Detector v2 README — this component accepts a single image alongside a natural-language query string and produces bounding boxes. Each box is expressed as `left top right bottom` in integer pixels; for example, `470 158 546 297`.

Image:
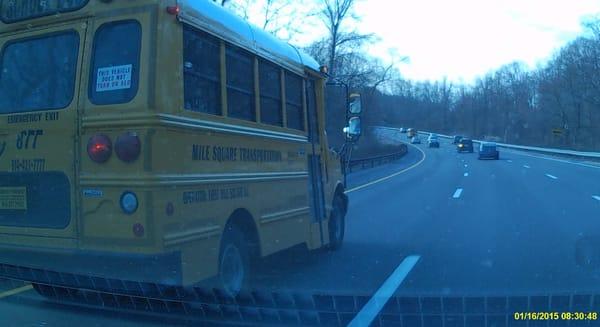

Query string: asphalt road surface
2 136 600 326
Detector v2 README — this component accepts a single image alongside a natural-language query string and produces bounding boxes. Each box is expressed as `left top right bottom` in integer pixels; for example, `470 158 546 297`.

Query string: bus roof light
166 5 180 15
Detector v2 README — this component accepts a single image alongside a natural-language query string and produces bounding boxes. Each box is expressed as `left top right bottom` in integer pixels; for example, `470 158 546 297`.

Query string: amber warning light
166 5 180 15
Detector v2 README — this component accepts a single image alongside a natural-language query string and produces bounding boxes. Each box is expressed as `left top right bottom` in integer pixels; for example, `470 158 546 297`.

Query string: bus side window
183 25 221 115
285 71 304 131
225 44 255 121
259 59 282 126
89 20 141 105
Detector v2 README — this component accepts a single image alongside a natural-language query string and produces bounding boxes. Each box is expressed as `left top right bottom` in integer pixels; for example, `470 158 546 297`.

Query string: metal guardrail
348 144 408 173
414 131 600 160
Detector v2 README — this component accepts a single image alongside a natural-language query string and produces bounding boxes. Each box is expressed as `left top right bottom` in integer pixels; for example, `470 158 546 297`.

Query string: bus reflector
115 133 141 163
166 202 174 216
133 223 145 237
166 5 180 15
120 192 138 214
87 134 112 163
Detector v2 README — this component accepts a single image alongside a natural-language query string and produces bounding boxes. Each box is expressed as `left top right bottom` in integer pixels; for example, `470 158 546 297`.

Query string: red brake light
87 134 112 163
114 132 141 163
166 5 180 15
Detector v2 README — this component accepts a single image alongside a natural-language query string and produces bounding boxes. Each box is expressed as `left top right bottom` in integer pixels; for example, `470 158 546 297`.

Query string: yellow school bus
0 0 352 296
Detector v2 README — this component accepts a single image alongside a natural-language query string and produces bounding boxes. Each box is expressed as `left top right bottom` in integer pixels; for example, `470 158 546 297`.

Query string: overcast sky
354 0 600 83
284 0 600 84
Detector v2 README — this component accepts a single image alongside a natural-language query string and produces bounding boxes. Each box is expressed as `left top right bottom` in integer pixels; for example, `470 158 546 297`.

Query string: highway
1 133 600 326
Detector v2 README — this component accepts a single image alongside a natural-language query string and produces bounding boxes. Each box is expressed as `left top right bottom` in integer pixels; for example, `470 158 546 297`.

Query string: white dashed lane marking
349 256 420 327
545 174 558 180
523 165 530 169
464 172 469 177
453 188 463 198
593 196 600 202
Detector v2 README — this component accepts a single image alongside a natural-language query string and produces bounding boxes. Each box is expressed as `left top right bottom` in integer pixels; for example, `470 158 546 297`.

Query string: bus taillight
115 132 141 163
87 134 112 163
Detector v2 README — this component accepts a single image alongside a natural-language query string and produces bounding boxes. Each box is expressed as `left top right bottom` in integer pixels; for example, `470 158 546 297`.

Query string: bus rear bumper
0 244 183 289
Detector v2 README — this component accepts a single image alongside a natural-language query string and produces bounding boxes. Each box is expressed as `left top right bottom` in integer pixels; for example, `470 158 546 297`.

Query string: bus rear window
89 20 141 105
0 31 79 114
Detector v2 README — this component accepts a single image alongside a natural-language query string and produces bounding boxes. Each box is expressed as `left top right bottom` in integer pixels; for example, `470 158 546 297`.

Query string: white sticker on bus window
96 64 132 92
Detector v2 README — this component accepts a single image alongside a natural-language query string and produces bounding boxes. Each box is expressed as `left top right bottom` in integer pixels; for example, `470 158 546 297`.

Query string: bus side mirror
348 93 362 115
343 117 361 142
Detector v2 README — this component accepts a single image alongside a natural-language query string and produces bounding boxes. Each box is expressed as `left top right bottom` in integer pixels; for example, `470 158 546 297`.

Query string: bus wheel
328 196 345 250
219 225 250 297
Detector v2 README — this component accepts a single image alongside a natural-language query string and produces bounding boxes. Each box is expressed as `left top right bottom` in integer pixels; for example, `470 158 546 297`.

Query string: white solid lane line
453 188 463 198
503 149 600 170
545 174 558 180
523 165 531 169
348 256 420 327
593 196 600 202
345 144 427 193
464 172 469 177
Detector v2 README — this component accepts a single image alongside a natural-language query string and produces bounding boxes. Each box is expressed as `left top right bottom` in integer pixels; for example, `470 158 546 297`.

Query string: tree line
384 19 600 151
215 0 600 151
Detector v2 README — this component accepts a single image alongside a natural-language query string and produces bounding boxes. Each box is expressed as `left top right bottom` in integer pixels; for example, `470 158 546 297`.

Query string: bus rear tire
218 225 250 297
328 196 345 251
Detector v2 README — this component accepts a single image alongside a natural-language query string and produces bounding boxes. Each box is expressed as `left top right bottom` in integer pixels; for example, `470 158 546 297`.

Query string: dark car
453 135 463 144
399 127 407 133
457 138 474 153
428 134 439 148
411 136 421 144
428 139 440 148
478 142 499 160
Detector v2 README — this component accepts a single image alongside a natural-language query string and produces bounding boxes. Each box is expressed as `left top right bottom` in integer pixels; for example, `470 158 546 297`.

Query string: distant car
399 127 407 133
478 142 499 160
457 138 474 153
428 134 438 142
407 128 417 138
428 139 440 148
411 136 421 144
453 135 463 144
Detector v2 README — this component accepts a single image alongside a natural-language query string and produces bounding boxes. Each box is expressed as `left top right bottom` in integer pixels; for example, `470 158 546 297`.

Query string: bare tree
318 0 359 78
216 0 312 41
